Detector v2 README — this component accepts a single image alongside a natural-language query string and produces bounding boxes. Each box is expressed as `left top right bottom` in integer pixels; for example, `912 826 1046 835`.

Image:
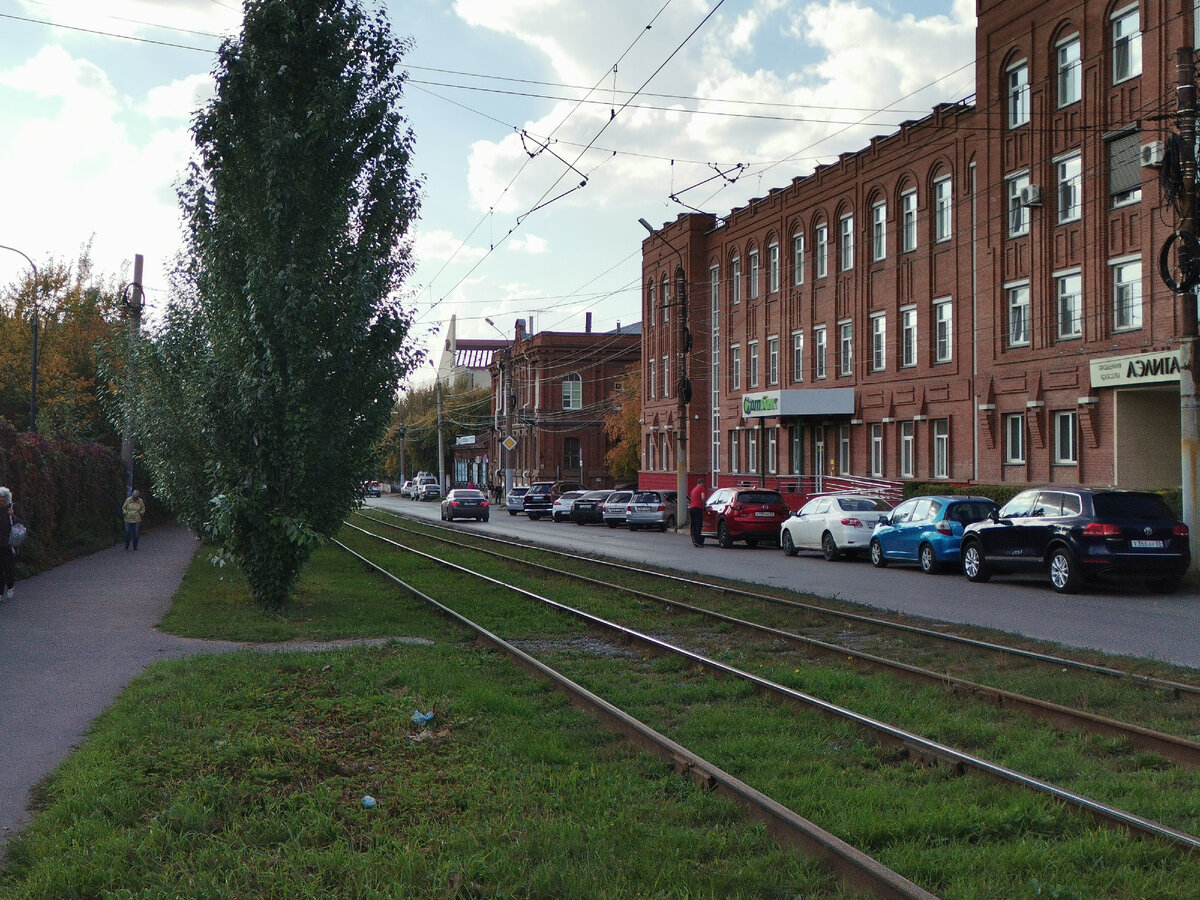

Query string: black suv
960 488 1190 593
522 481 584 520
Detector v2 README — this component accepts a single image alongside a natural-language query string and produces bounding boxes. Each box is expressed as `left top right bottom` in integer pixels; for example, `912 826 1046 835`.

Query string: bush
904 482 1186 519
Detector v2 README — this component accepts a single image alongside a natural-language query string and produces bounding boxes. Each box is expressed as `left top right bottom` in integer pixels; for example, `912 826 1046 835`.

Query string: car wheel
665 514 676 530
919 543 940 575
1149 575 1182 592
508 510 517 516
717 520 733 548
962 540 991 583
606 520 616 528
821 531 839 562
1048 546 1082 594
529 513 541 521
629 524 639 532
782 530 798 557
869 539 887 568
482 514 489 523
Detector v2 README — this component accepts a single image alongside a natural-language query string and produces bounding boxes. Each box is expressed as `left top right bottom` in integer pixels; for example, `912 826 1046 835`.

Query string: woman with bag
122 490 146 551
0 486 23 601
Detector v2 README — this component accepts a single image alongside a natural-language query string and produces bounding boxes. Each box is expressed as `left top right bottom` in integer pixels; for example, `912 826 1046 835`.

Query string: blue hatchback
869 495 996 574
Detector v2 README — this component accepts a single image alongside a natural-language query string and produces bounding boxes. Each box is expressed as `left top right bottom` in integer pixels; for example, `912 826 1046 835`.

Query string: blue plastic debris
411 710 435 726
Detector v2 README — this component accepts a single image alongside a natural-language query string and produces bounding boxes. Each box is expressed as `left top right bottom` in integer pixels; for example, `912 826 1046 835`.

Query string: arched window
562 373 582 410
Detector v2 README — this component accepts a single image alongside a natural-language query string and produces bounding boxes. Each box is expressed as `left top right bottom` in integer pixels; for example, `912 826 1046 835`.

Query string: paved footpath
0 524 240 857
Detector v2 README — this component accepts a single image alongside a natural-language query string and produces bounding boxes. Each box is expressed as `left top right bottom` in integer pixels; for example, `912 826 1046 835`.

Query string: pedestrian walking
122 491 146 551
0 487 21 601
688 478 708 548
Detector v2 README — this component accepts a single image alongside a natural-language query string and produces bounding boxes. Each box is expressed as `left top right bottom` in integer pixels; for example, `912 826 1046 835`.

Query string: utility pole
504 355 515 495
436 375 446 493
120 254 145 495
1176 47 1200 565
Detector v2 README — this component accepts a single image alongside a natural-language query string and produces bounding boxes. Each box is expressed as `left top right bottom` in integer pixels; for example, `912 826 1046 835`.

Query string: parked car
626 490 678 532
523 481 584 520
362 480 382 498
504 486 530 515
417 481 441 502
552 490 586 522
601 490 635 528
782 493 894 560
441 488 489 522
869 495 996 573
702 487 790 548
570 490 611 525
960 488 1190 593
400 480 415 498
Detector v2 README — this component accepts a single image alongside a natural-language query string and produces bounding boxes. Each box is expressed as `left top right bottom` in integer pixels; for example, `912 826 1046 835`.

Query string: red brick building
641 0 1193 503
489 320 640 492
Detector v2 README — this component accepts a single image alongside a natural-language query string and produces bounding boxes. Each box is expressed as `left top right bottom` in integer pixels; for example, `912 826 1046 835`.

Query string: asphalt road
372 493 1200 669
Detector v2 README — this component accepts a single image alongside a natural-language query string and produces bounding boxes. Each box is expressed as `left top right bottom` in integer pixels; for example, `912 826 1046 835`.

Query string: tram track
340 517 1200 861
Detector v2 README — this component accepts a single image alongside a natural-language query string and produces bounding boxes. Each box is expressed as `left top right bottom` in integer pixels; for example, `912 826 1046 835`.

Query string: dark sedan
440 489 490 522
960 488 1189 593
570 490 612 525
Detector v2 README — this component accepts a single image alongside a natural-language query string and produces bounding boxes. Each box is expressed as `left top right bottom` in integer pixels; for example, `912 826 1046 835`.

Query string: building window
871 313 886 372
768 336 779 386
870 423 883 477
790 425 803 474
648 358 656 400
768 243 779 293
1057 152 1082 223
1056 270 1082 339
647 282 655 326
1112 5 1141 84
932 419 949 479
1008 283 1030 347
1058 34 1081 106
1006 171 1031 237
729 430 739 473
814 326 827 379
934 299 952 363
792 232 805 285
748 249 760 300
934 176 952 242
871 200 887 262
647 435 655 471
901 190 917 252
1008 61 1030 128
661 276 669 323
838 425 850 475
562 373 582 410
662 355 669 398
1112 257 1142 330
900 306 917 368
1005 413 1026 463
767 429 777 475
731 257 741 305
748 341 760 388
838 321 853 377
1108 130 1142 206
839 213 854 271
661 432 670 471
1055 411 1078 464
791 332 804 382
563 437 581 470
730 345 741 391
900 421 914 478
747 429 758 474
815 224 828 278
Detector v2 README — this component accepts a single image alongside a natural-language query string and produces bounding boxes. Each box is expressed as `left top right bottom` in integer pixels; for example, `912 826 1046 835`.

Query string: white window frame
1005 413 1026 464
900 306 917 368
728 430 739 473
747 249 760 301
661 276 669 323
766 429 777 475
815 224 828 278
647 282 656 326
934 176 952 242
767 336 779 386
839 213 854 271
1056 269 1082 340
1111 256 1143 331
1054 411 1078 465
648 358 656 400
1007 171 1031 237
814 326 827 380
1007 282 1031 347
1057 152 1082 223
870 423 883 477
1057 34 1081 107
748 340 760 388
872 200 887 261
730 344 741 391
901 190 918 252
662 355 669 398
791 331 804 383
562 373 582 410
789 425 803 474
768 242 779 294
900 421 914 478
871 312 886 372
793 232 805 285
1008 61 1030 128
838 320 853 377
1112 5 1142 84
932 419 949 479
747 429 758 474
731 257 741 305
838 425 850 475
934 298 952 363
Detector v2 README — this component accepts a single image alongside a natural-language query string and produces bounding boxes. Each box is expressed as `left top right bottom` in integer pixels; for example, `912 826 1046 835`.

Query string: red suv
702 488 791 548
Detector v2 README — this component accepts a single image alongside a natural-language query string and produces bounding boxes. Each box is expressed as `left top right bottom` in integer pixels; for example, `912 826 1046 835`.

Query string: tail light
1175 524 1190 537
935 521 954 536
728 502 743 514
655 504 665 512
841 517 864 528
1082 523 1121 537
481 501 488 508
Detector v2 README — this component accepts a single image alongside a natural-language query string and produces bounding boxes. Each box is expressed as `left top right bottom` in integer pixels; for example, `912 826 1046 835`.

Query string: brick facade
641 0 1194 500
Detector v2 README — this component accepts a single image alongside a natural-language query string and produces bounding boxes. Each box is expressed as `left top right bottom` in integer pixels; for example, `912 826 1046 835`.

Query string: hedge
0 420 126 578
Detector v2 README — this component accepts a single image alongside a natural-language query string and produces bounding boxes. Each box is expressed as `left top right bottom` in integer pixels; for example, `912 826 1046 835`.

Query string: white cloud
16 0 240 36
413 229 488 263
509 234 548 254
143 73 212 120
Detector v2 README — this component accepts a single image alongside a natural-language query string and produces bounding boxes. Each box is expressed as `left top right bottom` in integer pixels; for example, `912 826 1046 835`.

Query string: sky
0 0 978 381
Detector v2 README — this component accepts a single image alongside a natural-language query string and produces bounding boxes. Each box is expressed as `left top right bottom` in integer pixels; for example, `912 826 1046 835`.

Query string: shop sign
455 435 477 446
1089 349 1182 388
740 388 855 418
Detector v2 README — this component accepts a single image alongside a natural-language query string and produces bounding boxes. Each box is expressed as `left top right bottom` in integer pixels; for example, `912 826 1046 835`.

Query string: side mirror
989 508 1001 522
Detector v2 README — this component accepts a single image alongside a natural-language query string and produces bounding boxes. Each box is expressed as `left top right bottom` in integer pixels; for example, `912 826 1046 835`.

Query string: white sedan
552 490 586 522
781 493 894 560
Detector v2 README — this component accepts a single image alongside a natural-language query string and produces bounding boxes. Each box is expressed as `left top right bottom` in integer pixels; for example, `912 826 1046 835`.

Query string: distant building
436 313 508 390
489 317 641 490
641 0 1191 503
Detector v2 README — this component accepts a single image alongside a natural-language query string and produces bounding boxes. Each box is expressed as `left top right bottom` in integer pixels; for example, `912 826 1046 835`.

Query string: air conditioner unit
1018 184 1043 207
1140 140 1166 167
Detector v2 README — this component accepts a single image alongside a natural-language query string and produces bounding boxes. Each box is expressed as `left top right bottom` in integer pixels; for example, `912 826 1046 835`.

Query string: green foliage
603 363 641 481
118 0 422 611
902 482 1025 506
387 378 490 479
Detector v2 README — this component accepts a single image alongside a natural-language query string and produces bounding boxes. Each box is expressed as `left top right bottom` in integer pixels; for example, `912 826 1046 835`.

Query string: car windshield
738 491 783 505
559 492 584 501
838 497 892 512
632 492 661 503
1092 493 1175 519
608 492 631 502
454 490 484 499
947 502 994 524
509 488 528 495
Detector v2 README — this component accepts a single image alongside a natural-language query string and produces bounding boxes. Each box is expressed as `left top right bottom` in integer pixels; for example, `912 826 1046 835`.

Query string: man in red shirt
688 478 707 547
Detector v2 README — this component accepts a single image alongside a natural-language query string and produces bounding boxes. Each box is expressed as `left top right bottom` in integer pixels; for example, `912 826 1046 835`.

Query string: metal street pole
1175 47 1200 566
120 254 145 494
0 244 38 433
485 317 516 496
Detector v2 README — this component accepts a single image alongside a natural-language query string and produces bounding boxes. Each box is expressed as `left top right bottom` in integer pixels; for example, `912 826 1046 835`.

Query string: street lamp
638 218 690 533
485 317 515 497
0 245 38 434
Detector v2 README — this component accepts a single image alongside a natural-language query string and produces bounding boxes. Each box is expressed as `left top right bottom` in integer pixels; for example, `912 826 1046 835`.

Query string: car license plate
754 511 774 518
1130 539 1163 549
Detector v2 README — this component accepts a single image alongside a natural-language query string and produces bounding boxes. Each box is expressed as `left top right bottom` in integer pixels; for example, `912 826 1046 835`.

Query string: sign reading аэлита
1089 349 1182 388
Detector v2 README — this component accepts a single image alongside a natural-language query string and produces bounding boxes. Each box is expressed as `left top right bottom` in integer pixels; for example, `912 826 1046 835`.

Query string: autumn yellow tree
604 362 641 480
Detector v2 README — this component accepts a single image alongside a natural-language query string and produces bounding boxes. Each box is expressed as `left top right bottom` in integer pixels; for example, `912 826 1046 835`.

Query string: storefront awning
740 388 855 418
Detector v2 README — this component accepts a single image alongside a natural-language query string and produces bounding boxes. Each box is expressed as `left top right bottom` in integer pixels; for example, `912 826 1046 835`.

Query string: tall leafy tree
604 363 641 481
126 0 421 610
